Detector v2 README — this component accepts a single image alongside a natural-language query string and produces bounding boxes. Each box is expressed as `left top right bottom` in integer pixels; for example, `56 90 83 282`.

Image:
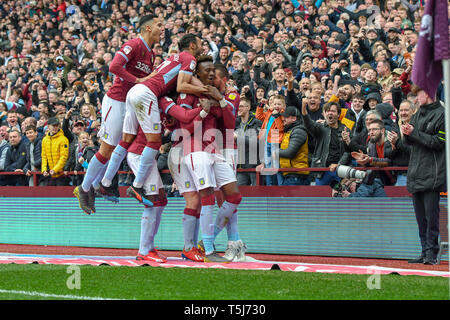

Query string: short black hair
138 15 157 28
24 125 37 132
214 63 229 80
178 34 200 51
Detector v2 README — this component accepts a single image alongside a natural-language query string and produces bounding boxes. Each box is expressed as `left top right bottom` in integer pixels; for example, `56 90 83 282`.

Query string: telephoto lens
336 165 366 180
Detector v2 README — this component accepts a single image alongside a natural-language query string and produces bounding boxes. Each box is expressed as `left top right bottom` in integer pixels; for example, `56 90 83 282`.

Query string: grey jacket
406 101 446 193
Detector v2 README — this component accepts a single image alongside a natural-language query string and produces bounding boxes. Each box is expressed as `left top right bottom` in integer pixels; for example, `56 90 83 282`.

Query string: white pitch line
0 289 127 300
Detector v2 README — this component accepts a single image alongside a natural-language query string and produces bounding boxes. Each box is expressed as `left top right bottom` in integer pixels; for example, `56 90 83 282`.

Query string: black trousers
412 191 441 257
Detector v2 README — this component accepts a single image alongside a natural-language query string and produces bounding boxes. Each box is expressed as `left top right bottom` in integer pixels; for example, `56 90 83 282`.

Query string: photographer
331 178 359 198
348 119 397 197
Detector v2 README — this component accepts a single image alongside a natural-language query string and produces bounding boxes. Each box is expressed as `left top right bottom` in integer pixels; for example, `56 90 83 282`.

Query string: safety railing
0 166 409 187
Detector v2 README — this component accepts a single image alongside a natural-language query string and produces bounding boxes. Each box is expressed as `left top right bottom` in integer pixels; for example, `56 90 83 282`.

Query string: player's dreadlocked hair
196 55 213 68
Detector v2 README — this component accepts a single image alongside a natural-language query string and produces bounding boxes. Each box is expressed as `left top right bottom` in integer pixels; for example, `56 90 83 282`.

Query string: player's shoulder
120 38 140 56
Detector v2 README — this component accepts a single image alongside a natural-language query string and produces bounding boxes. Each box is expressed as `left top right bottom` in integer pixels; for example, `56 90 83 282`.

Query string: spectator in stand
255 94 285 186
0 125 10 186
278 107 310 186
235 97 262 186
0 0 435 189
71 131 98 187
23 125 43 186
41 117 69 186
3 128 27 186
2 110 21 132
388 100 415 186
349 119 397 197
301 99 350 186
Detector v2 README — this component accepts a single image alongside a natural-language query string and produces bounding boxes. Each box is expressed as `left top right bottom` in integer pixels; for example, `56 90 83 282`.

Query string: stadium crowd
0 0 446 197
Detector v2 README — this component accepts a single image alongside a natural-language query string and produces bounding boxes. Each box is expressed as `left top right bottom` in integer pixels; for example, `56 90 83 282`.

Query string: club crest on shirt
189 60 196 71
150 185 156 192
228 93 236 100
153 123 159 131
185 181 190 188
199 178 205 186
123 45 132 55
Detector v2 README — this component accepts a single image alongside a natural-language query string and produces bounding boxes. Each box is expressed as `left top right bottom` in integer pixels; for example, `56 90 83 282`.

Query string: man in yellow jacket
278 107 311 185
41 117 69 186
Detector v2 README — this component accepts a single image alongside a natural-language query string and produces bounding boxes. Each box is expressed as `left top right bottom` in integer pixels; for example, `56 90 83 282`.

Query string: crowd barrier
0 167 447 261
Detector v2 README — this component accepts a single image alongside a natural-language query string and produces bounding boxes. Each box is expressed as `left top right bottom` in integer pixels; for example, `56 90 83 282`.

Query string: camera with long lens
329 179 349 197
336 165 374 185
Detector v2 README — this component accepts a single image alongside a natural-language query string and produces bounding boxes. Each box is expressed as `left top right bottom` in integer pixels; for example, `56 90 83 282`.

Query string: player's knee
95 151 109 164
146 140 162 150
225 193 242 205
119 139 132 149
98 142 115 159
200 193 215 206
183 192 200 209
183 208 197 217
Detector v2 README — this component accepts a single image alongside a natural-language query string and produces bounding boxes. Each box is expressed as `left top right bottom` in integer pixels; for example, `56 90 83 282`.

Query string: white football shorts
167 145 196 194
182 151 216 191
127 152 162 196
98 94 126 146
123 84 161 135
212 151 237 189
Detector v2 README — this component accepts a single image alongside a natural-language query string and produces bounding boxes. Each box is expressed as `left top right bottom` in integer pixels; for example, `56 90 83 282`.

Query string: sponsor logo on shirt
136 61 152 74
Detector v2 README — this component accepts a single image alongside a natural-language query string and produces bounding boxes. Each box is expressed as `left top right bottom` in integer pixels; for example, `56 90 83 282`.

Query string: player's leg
167 145 204 262
127 87 161 202
76 96 126 211
84 95 125 192
212 153 245 261
129 152 167 263
224 149 241 242
100 85 145 189
181 192 204 262
185 152 228 262
136 190 168 263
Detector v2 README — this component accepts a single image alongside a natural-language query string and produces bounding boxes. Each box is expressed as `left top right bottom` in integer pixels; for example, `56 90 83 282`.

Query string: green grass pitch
0 264 448 300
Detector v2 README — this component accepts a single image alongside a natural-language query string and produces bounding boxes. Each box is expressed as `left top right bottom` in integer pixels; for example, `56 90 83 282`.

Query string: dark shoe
74 186 91 215
88 186 96 213
126 186 153 206
424 252 438 265
408 256 424 264
423 257 438 265
99 182 120 203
